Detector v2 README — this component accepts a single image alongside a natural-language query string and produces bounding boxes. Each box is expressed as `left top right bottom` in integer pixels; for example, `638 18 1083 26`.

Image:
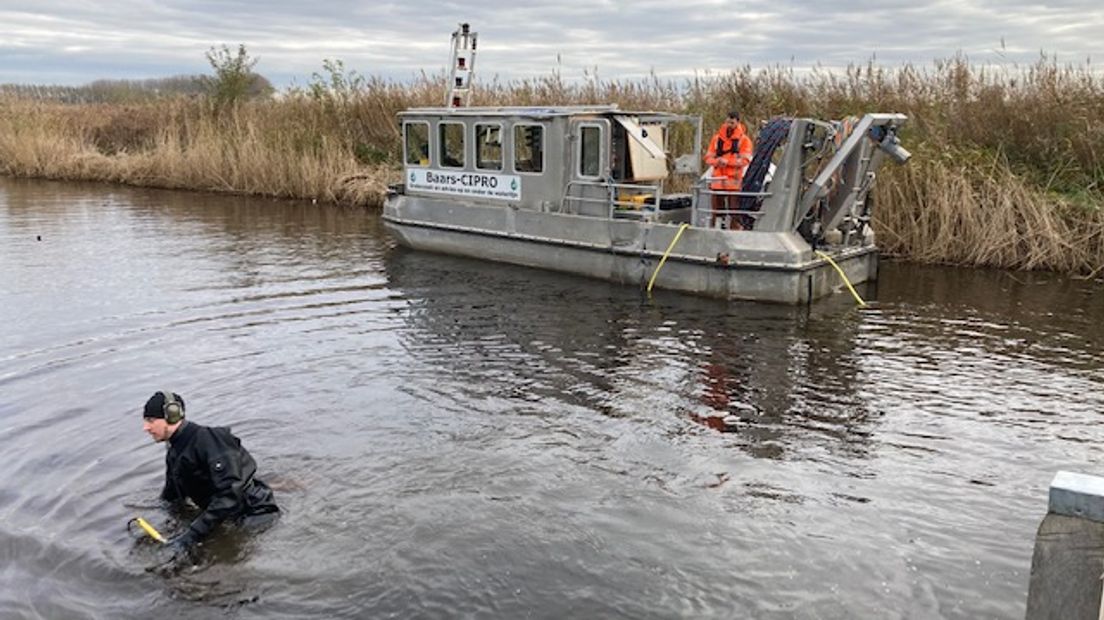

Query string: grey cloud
1 0 1101 86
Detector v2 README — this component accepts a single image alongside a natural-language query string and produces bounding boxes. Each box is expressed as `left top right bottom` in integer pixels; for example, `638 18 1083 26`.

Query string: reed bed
1 56 1101 275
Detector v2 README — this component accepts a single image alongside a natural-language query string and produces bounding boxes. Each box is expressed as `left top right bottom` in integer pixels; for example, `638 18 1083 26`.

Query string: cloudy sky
2 1 1102 87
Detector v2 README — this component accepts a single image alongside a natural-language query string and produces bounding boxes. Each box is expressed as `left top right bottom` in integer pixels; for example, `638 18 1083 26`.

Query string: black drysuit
162 420 279 540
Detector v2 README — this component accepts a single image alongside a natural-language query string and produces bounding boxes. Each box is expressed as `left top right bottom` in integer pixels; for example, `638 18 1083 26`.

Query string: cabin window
475 124 503 171
514 124 544 174
579 124 603 178
439 122 466 169
404 121 430 166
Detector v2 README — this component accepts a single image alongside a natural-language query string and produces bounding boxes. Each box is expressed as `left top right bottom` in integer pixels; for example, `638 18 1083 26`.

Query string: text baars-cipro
426 171 499 188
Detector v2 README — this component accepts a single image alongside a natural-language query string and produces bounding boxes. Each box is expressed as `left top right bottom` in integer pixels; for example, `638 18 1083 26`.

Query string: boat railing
559 177 774 229
692 177 772 229
561 179 666 219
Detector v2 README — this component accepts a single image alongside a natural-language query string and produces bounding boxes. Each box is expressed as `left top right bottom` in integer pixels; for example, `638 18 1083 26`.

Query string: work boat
383 105 910 303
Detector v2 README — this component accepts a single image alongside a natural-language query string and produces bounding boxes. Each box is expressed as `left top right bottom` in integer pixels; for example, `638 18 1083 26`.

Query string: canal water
1 176 1101 619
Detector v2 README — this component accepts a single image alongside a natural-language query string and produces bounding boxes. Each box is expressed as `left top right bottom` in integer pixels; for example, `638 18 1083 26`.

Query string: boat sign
408 169 521 201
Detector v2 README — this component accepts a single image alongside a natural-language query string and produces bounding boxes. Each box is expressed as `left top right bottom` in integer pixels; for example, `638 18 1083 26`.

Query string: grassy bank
1 57 1101 276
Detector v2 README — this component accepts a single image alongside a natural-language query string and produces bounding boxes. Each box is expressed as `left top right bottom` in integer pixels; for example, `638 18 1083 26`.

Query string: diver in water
141 390 279 557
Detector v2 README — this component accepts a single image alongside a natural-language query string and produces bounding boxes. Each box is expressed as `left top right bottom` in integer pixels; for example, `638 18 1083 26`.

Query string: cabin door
566 119 611 217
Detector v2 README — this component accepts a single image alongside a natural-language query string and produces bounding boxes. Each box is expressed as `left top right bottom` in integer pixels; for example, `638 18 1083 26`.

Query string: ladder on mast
445 23 478 107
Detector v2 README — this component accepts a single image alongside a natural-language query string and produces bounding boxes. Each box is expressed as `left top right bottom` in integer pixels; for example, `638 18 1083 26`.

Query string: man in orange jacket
704 111 754 229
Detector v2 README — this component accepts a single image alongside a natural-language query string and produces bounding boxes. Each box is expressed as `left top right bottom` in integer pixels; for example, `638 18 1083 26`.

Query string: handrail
692 183 769 227
693 177 772 197
558 178 772 227
561 178 664 216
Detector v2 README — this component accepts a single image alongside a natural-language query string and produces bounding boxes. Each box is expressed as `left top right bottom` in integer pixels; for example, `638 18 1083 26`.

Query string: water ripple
1 178 1101 618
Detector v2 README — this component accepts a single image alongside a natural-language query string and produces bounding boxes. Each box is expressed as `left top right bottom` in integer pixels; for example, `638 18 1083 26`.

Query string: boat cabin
399 105 703 224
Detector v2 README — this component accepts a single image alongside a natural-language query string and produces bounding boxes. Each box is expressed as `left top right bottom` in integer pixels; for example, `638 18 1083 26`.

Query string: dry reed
1 56 1101 275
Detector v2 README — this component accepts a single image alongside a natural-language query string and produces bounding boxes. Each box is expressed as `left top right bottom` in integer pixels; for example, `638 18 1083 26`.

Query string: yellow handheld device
129 517 167 544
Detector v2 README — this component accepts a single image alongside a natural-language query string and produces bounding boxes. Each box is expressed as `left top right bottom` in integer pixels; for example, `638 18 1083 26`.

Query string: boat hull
383 194 878 304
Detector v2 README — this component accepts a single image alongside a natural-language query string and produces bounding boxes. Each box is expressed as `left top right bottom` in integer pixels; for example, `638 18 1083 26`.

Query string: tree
203 44 273 108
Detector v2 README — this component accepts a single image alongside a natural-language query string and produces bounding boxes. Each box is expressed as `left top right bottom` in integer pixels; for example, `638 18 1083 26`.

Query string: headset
160 390 184 424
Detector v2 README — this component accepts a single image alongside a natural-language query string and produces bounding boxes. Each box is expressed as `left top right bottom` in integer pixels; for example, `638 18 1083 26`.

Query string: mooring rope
647 223 691 295
815 250 867 307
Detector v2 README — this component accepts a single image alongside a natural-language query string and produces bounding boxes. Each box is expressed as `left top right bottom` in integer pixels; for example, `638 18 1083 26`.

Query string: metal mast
445 23 478 107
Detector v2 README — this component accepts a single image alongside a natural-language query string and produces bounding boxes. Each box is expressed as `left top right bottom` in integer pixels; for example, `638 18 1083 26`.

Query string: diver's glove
166 530 198 556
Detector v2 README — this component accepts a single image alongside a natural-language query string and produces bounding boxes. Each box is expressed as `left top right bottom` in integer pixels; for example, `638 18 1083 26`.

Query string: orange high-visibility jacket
704 122 754 191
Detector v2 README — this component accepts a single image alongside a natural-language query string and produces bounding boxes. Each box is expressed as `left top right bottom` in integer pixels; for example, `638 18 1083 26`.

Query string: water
1 176 1101 619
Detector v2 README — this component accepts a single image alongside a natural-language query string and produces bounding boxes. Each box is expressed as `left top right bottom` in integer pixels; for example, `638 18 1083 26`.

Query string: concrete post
1025 471 1104 620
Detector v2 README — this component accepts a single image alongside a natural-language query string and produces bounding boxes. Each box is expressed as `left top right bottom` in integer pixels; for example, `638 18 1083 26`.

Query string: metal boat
383 26 911 303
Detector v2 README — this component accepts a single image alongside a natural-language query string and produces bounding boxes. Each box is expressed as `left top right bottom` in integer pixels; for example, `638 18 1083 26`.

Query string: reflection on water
385 250 883 465
1 176 1102 619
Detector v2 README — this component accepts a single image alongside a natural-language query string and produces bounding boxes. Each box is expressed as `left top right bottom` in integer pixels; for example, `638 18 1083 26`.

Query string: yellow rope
647 223 690 294
815 250 867 307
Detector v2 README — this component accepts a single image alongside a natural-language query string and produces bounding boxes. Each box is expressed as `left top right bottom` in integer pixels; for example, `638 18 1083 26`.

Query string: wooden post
1026 472 1104 620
